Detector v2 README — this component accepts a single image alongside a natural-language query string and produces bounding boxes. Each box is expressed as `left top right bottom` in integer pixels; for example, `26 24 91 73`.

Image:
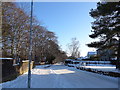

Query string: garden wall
1 59 34 83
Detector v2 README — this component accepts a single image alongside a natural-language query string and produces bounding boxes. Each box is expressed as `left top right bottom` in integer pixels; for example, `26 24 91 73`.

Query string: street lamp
28 0 33 88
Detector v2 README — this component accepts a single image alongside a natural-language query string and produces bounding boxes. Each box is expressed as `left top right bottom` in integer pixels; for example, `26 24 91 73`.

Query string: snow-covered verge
80 65 117 72
67 63 120 77
0 64 119 88
67 62 119 72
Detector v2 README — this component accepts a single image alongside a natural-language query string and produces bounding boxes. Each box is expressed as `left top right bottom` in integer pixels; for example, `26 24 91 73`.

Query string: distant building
87 51 97 58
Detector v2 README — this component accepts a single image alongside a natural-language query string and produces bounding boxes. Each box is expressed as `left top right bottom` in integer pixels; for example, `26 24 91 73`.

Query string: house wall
87 52 96 58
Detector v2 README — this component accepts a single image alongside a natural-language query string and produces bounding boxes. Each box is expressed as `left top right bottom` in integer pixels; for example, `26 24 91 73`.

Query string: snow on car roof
65 59 73 61
0 58 13 59
72 60 80 62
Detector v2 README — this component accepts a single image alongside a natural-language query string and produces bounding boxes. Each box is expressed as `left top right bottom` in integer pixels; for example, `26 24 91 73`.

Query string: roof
87 52 96 55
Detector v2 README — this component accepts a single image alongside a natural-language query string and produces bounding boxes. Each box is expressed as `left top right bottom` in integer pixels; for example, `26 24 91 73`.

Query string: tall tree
87 2 120 69
2 2 67 64
0 2 1 83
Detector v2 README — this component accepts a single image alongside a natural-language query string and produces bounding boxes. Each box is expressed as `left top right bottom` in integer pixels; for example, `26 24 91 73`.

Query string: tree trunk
116 36 120 70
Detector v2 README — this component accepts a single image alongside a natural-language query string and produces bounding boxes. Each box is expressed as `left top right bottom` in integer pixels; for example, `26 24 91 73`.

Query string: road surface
1 64 118 88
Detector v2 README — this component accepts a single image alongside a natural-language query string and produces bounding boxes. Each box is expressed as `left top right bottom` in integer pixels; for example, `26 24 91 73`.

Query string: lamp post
28 0 33 88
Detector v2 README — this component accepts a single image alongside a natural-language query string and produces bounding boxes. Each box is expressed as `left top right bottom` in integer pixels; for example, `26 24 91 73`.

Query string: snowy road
1 64 118 88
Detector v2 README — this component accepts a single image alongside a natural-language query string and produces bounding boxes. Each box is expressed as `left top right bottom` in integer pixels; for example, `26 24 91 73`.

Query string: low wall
19 60 34 75
2 59 17 83
1 59 34 83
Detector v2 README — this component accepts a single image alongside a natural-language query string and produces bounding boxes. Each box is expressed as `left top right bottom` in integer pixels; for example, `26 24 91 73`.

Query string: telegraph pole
28 0 33 88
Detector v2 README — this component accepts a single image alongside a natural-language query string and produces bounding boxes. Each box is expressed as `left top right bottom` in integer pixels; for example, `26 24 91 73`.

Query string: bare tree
2 2 67 64
67 38 80 58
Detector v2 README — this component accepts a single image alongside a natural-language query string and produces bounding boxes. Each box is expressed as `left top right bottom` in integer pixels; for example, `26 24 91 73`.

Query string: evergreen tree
87 2 120 69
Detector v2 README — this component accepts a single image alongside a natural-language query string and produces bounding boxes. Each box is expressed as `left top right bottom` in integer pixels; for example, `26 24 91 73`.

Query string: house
87 51 97 58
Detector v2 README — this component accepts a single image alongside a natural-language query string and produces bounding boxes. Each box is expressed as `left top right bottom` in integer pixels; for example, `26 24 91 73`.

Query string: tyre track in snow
47 65 118 88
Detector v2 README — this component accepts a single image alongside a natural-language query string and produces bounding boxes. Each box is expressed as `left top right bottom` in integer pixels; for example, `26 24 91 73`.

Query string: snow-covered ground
1 64 119 88
68 63 118 72
80 64 118 72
